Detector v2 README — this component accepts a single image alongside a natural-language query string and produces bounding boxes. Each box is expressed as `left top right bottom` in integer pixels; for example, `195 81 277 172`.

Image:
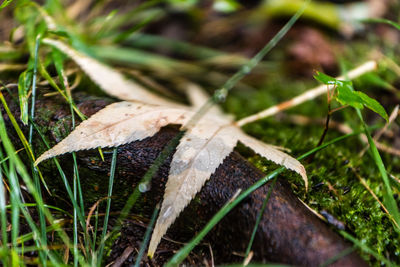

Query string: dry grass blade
236 60 377 126
351 167 400 228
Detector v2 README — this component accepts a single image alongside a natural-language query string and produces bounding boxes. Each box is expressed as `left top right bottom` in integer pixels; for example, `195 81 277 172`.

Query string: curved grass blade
356 108 400 228
149 0 310 257
181 0 310 132
361 18 400 31
96 148 118 266
340 231 394 266
244 176 278 262
0 91 50 193
134 203 160 267
165 132 359 266
0 160 7 247
28 34 49 265
0 0 13 10
52 48 84 266
0 110 65 266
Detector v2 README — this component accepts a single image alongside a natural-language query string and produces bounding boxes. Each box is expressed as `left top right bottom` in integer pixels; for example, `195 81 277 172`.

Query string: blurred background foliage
1 0 400 266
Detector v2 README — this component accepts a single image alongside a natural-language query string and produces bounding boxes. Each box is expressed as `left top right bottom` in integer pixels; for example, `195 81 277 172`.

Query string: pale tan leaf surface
42 38 173 106
35 101 191 165
148 121 238 256
148 119 307 256
237 130 308 190
34 74 307 256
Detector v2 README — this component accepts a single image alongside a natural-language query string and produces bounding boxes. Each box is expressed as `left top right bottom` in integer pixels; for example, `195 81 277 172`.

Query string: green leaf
314 71 338 85
17 70 33 125
356 91 388 121
336 85 364 109
315 71 389 121
0 0 13 10
314 71 352 89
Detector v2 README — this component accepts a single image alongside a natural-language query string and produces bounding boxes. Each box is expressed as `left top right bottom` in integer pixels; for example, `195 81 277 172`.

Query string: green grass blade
244 177 278 261
97 148 118 266
134 203 160 267
0 0 13 10
118 131 185 224
340 231 395 266
166 131 359 266
29 34 41 144
4 203 72 217
111 11 161 43
1 118 90 264
0 117 62 266
72 158 79 267
356 108 400 228
182 0 310 132
37 61 86 120
9 164 20 251
16 221 64 244
29 34 48 266
0 162 8 247
0 91 50 193
319 246 356 267
30 119 89 235
124 33 233 59
361 18 400 31
92 206 99 254
52 47 86 265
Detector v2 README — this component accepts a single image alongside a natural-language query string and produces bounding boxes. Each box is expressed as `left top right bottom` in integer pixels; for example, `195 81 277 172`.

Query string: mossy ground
224 62 400 265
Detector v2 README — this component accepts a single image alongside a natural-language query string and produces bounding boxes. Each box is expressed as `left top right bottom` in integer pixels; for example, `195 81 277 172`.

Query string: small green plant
314 72 388 121
314 71 400 230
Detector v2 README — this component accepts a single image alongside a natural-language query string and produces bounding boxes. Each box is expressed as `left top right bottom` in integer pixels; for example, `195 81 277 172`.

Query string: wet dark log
1 89 367 266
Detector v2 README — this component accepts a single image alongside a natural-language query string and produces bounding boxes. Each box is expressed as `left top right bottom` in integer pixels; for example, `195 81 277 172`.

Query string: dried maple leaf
35 100 307 257
36 40 307 258
35 101 191 163
148 117 306 256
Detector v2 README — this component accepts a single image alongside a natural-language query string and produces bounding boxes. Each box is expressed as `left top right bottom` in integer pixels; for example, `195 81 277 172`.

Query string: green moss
228 93 400 265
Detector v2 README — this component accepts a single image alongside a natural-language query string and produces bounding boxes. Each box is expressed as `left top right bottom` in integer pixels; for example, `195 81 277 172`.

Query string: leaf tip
299 164 308 192
147 237 158 260
34 151 51 166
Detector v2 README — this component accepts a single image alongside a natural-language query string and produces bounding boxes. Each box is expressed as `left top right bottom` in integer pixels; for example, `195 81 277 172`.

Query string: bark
1 89 367 266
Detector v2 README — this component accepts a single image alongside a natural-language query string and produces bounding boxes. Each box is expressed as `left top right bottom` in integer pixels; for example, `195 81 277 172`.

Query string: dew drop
139 182 151 192
162 205 173 219
242 65 251 74
214 88 227 102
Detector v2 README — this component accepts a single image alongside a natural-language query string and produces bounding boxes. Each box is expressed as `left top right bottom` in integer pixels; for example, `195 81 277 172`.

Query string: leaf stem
236 60 377 127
